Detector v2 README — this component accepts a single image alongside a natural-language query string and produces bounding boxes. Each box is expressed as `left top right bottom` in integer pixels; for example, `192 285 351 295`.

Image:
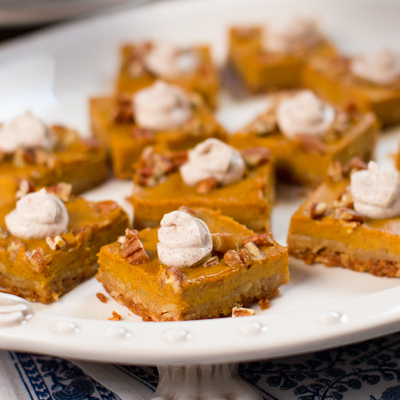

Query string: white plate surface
1 0 400 366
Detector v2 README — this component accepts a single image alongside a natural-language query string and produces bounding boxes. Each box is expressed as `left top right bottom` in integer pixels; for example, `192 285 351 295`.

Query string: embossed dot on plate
53 321 80 334
318 311 347 324
104 327 131 339
239 322 268 336
164 329 191 342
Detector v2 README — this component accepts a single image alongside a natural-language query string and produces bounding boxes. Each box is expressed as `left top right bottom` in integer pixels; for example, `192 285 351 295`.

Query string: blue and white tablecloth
2 332 400 400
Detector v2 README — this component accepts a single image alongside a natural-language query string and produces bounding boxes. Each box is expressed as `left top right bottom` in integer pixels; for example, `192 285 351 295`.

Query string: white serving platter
1 0 400 366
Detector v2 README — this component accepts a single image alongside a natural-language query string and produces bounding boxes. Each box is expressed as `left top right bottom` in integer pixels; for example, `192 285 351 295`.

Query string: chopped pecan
258 298 270 310
96 292 107 303
212 233 237 253
244 241 266 260
35 150 56 168
347 157 368 173
333 190 353 209
114 94 134 124
294 134 327 155
13 148 34 167
7 239 23 262
16 179 35 199
132 126 154 141
169 151 188 169
182 116 202 136
0 227 9 239
332 112 351 133
243 233 274 247
51 126 80 148
204 255 219 268
178 206 196 216
125 228 140 239
108 311 122 321
327 161 345 182
29 248 47 273
120 232 150 264
310 202 327 219
251 112 276 136
239 248 251 267
335 207 365 223
47 182 72 202
46 235 66 250
241 147 271 168
95 201 118 214
196 177 218 194
224 250 244 267
232 306 255 317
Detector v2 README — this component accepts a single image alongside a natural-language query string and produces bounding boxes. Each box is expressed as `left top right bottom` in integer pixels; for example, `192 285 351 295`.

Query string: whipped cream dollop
350 49 400 86
0 111 53 153
350 161 400 219
5 189 69 240
133 81 192 130
276 90 336 139
180 138 245 187
144 43 199 79
157 211 213 268
263 17 321 53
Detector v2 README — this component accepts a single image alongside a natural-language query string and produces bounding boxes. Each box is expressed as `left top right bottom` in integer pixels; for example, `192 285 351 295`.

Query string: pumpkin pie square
227 25 336 94
89 93 227 179
96 207 289 321
0 187 129 303
131 146 274 233
287 161 400 277
229 93 379 187
0 124 108 195
302 54 400 127
116 43 220 109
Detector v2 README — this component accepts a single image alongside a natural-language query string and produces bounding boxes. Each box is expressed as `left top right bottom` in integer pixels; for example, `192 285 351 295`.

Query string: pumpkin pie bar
229 90 379 187
116 42 219 109
90 81 226 179
131 139 274 232
227 18 336 93
0 185 129 303
0 113 108 194
97 207 289 321
302 49 400 127
288 159 400 277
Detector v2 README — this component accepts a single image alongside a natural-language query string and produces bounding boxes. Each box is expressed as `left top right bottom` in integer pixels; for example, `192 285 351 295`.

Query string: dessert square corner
0 193 129 303
96 207 289 321
287 170 400 277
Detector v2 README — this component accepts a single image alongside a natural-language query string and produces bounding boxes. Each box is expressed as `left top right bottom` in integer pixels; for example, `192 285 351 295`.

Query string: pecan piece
212 233 237 253
178 206 195 216
251 112 276 136
46 235 66 250
244 241 266 260
258 298 270 310
239 248 251 267
96 292 107 303
327 161 344 182
347 157 368 173
16 179 35 199
232 306 255 317
196 177 218 194
335 207 365 223
29 248 47 273
241 147 271 168
294 134 327 155
224 250 244 267
204 255 219 268
310 202 327 219
13 148 34 167
114 94 134 123
35 149 56 168
47 182 72 202
0 228 9 239
132 126 154 141
120 231 150 265
243 233 274 247
95 201 118 214
169 151 188 168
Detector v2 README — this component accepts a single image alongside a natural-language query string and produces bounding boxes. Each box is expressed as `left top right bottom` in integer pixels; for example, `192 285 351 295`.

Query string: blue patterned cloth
2 332 400 399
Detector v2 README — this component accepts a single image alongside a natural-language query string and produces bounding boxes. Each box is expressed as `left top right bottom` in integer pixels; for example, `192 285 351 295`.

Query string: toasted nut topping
35 150 56 168
114 94 134 124
120 231 150 265
47 182 72 202
125 228 140 239
241 147 271 168
46 235 66 250
117 236 126 244
178 206 196 216
243 233 274 247
212 232 237 253
294 134 327 155
333 190 354 209
160 266 185 294
244 241 266 260
169 151 188 169
258 298 270 310
0 228 9 239
96 292 107 303
29 248 47 273
328 158 367 182
348 157 368 173
327 161 344 182
13 148 34 168
310 202 327 219
251 112 276 136
16 180 35 199
196 177 218 194
7 239 23 262
131 126 155 141
232 306 255 317
239 248 251 267
204 255 219 268
335 207 365 223
108 311 122 321
224 250 244 267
